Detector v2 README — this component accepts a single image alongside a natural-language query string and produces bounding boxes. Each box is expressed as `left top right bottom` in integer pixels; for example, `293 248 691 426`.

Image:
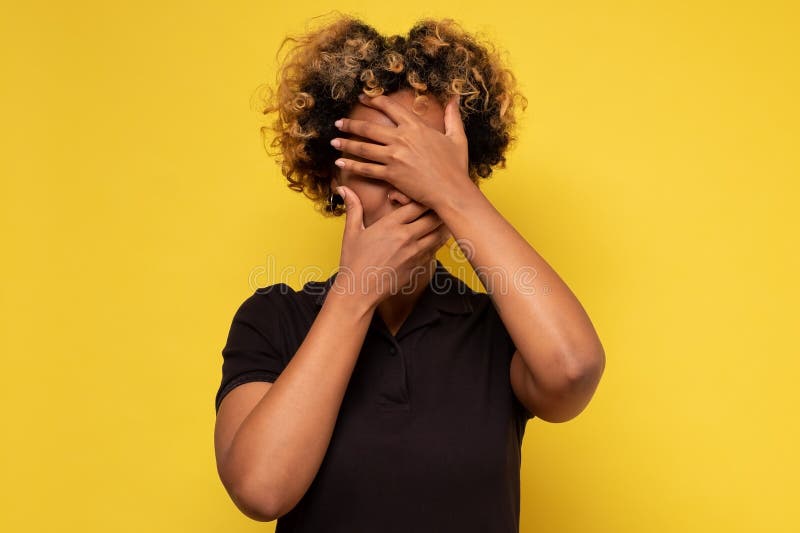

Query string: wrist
327 277 379 317
435 179 487 221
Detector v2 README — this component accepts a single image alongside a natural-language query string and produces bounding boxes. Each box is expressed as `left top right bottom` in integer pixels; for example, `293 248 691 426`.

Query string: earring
325 190 344 213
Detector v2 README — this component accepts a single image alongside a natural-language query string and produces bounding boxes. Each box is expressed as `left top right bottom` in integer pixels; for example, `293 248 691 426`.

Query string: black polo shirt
215 259 533 532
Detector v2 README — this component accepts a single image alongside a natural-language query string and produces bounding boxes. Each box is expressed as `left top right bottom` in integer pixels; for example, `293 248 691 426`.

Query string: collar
308 259 473 315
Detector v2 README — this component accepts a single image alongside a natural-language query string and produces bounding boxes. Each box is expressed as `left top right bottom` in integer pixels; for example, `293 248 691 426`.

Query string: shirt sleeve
214 285 290 414
488 299 535 422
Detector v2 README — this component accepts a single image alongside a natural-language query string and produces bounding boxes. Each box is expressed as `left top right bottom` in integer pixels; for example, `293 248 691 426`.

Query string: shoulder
232 282 296 319
458 285 511 344
231 276 333 325
229 281 322 332
459 284 497 318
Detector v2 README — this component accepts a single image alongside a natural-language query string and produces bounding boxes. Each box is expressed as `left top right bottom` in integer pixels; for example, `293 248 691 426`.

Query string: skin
213 86 606 522
330 88 606 424
212 91 452 522
330 89 455 335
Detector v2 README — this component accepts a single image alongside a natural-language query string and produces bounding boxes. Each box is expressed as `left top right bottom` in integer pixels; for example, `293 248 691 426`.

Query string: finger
335 115 397 145
337 186 364 231
442 226 453 242
406 209 443 240
334 157 390 182
444 93 466 139
379 199 431 226
356 93 418 127
416 222 451 255
332 137 391 165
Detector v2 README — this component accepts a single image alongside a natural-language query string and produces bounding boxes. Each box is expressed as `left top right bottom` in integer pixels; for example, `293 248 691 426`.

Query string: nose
387 189 412 206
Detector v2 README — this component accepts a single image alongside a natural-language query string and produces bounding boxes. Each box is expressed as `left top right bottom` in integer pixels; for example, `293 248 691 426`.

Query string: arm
214 283 376 520
326 92 604 423
436 182 606 423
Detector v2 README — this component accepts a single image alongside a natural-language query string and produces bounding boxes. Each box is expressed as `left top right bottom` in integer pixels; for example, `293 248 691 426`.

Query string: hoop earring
325 190 344 213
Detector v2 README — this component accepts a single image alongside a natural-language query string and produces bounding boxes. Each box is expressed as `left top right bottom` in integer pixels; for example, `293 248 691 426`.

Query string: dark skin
330 89 606 423
213 88 607 523
330 90 454 336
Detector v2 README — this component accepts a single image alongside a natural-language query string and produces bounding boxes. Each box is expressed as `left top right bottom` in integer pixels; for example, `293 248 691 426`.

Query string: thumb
444 94 465 139
337 186 365 231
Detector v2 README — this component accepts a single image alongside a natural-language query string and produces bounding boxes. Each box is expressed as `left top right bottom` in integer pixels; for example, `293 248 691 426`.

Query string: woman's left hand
330 93 473 210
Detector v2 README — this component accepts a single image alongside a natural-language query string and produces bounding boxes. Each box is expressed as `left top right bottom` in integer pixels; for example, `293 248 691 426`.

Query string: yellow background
2 1 798 531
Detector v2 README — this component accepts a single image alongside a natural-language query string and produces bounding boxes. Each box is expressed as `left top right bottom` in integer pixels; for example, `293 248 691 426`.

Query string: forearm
436 181 605 389
225 282 376 518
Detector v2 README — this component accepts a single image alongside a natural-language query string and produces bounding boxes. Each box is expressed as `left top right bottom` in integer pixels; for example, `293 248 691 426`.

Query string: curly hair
251 12 528 217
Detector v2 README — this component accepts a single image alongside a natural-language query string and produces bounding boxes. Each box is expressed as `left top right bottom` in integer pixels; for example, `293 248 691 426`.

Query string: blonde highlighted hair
251 12 528 216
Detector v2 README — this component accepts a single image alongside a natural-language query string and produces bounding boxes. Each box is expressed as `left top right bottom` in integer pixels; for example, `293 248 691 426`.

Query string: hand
332 185 451 308
331 93 473 211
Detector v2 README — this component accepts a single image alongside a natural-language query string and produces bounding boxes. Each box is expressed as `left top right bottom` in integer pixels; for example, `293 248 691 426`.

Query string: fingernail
336 186 346 200
334 119 343 128
358 93 367 101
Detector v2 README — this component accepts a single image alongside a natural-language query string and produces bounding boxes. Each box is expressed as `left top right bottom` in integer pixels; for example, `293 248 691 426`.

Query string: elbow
564 349 605 403
219 454 304 522
226 477 282 522
540 350 604 424
565 344 605 389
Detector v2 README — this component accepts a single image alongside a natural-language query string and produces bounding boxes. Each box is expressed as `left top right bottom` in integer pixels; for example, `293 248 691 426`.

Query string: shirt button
388 347 397 355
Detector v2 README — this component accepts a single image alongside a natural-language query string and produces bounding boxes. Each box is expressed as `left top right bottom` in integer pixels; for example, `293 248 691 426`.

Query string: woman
214 13 605 532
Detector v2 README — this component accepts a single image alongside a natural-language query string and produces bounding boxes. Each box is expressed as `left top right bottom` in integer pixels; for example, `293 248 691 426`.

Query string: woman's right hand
332 185 452 308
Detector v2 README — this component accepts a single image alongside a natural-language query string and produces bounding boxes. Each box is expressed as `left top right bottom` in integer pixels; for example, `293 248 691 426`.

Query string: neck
376 257 438 332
